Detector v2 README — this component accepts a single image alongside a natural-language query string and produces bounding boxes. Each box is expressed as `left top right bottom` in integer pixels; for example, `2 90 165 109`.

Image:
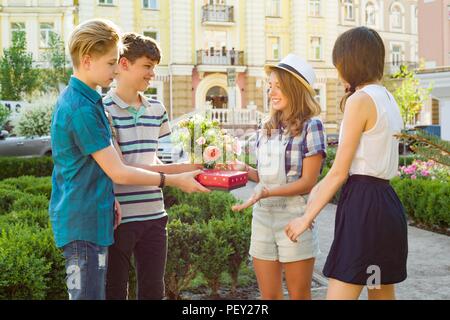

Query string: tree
0 103 11 129
392 65 432 128
43 32 71 93
0 32 38 100
396 130 450 167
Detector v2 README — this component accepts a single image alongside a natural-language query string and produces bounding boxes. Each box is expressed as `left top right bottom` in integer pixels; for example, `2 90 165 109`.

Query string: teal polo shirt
49 76 115 248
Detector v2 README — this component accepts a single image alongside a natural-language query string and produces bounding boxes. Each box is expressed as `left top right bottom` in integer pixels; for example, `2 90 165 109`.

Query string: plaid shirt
257 118 326 183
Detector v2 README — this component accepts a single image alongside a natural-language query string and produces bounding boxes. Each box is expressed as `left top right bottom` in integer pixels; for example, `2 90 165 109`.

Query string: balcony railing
173 107 265 127
196 49 244 66
202 4 234 23
206 108 264 126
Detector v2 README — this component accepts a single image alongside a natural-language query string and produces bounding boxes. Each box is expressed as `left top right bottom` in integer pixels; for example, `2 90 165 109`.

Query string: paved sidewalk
232 182 450 300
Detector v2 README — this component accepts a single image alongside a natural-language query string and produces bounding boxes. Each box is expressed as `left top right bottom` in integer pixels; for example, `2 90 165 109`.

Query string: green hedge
0 177 252 300
0 157 53 180
392 178 450 228
0 223 65 300
164 190 252 299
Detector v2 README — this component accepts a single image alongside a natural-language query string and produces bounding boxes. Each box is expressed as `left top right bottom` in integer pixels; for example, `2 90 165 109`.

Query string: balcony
202 4 234 25
196 49 244 66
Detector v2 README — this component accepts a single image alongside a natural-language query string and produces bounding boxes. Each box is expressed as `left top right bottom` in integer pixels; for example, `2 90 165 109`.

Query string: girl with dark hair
285 26 408 300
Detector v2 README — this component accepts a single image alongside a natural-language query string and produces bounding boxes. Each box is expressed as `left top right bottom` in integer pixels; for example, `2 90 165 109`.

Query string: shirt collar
69 76 102 105
107 89 152 110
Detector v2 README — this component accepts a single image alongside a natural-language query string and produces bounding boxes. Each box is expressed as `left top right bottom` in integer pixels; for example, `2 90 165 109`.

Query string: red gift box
196 169 248 191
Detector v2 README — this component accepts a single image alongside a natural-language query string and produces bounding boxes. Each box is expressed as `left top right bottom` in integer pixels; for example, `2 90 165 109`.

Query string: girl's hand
284 216 314 243
231 186 269 212
216 160 248 172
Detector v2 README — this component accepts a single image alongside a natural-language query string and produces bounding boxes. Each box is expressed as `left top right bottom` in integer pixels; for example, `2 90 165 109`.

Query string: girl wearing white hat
230 53 327 300
285 27 407 300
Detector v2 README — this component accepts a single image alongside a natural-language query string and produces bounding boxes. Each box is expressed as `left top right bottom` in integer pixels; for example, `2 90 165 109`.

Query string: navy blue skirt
323 174 408 285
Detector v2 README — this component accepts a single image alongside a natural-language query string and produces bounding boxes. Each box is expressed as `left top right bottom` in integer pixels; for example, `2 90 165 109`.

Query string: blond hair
264 68 321 137
68 19 121 68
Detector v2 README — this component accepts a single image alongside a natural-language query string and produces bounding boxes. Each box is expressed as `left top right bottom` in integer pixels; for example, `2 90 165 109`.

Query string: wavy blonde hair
263 68 321 137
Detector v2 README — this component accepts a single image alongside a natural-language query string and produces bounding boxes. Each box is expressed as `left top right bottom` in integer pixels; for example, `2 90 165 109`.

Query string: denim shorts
249 196 320 263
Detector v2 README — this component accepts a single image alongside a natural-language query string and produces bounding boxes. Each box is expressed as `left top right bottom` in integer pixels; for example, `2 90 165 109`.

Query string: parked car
0 130 51 157
157 135 187 164
326 133 339 146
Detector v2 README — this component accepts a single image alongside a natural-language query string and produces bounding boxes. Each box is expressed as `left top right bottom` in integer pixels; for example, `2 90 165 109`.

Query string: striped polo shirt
103 89 171 224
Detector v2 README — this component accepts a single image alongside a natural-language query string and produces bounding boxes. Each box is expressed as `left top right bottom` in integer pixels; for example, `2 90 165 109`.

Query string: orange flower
203 146 221 163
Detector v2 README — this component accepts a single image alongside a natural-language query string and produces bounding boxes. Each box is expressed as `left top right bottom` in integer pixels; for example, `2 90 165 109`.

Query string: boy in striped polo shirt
103 33 202 300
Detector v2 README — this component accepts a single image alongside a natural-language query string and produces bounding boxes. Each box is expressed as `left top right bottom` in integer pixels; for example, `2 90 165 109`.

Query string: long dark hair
332 27 385 111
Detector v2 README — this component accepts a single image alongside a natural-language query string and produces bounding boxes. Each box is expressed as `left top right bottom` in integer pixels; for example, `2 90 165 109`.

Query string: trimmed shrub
0 223 66 300
0 210 50 230
392 178 450 228
196 219 234 297
0 224 51 299
0 157 53 180
167 204 202 225
11 194 48 212
0 189 25 214
216 213 251 294
165 219 204 300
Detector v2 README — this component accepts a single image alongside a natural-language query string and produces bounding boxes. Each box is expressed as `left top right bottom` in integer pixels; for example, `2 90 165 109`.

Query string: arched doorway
206 86 228 109
195 73 242 109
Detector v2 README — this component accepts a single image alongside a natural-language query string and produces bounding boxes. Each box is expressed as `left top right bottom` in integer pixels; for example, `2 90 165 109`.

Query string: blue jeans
62 241 108 300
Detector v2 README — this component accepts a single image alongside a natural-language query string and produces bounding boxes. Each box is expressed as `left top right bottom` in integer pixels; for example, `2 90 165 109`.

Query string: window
266 0 281 17
391 44 403 66
390 3 403 29
143 0 158 9
207 0 226 4
144 31 158 41
310 36 322 60
448 5 450 20
11 22 25 42
309 0 321 17
98 0 113 5
268 36 280 60
343 0 354 20
365 2 376 26
314 88 321 106
410 6 418 33
40 23 55 48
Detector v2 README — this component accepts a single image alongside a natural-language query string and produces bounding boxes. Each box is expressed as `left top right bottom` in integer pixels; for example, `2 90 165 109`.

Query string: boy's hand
114 199 122 230
168 170 211 193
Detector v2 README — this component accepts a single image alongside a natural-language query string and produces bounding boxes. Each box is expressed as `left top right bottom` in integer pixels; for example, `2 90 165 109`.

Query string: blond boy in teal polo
49 20 208 300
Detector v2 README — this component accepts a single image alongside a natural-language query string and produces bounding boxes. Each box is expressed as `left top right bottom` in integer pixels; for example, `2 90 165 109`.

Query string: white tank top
339 84 404 180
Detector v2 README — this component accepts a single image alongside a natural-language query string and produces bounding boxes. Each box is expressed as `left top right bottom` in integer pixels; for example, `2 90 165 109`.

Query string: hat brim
264 64 316 96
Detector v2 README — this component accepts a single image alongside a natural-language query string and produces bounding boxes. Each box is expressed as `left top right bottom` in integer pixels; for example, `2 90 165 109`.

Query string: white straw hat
265 53 316 95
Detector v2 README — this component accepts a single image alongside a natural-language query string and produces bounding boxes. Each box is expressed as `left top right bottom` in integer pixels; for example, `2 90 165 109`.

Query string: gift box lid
198 169 248 177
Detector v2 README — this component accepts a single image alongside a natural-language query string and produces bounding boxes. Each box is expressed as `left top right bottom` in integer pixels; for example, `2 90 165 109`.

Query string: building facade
0 0 420 134
416 0 450 141
0 0 76 67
